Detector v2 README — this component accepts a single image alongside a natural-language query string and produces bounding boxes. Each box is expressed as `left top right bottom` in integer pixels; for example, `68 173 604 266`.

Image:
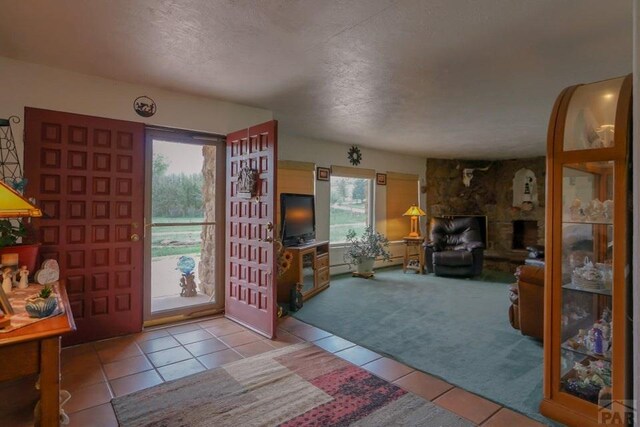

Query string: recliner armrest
465 241 484 251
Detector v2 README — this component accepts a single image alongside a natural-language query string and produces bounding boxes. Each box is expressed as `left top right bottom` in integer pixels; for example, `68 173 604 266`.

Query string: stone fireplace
426 156 546 272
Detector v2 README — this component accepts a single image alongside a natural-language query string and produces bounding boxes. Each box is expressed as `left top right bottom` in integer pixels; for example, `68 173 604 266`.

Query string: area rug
112 342 472 427
293 268 549 424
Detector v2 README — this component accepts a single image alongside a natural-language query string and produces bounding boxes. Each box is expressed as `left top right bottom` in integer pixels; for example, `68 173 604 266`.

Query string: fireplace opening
512 220 537 250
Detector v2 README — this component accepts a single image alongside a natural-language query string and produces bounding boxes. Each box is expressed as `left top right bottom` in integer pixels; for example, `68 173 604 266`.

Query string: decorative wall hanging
456 162 491 187
316 167 330 181
512 168 538 210
237 164 258 199
0 116 25 191
376 173 387 186
347 145 362 166
133 96 157 117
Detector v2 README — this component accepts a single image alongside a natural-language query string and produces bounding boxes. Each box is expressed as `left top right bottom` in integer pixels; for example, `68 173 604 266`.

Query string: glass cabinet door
559 161 614 404
563 77 623 152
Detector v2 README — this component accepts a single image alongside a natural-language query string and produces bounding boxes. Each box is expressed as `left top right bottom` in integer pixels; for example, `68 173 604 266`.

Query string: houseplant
343 226 391 275
0 218 40 274
25 284 58 318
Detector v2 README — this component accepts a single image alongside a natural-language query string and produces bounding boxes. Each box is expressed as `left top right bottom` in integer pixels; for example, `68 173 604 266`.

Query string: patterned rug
112 343 473 427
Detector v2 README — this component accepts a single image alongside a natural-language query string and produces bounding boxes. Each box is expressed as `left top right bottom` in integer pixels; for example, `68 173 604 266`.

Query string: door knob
131 234 140 242
259 236 274 243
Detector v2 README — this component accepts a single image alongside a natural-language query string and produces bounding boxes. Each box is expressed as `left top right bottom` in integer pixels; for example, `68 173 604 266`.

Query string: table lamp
0 180 42 218
403 205 426 238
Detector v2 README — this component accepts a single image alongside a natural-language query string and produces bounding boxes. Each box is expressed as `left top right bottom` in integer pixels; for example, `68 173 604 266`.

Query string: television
280 193 316 246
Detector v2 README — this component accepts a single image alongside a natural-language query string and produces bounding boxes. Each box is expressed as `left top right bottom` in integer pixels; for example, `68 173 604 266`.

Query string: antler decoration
461 163 491 187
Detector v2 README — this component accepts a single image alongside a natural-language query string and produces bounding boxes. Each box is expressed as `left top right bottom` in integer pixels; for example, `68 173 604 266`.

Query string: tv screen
281 193 316 246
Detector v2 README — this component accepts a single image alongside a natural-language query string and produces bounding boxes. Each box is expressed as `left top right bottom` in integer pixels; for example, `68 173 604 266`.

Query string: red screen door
24 107 145 345
225 120 278 338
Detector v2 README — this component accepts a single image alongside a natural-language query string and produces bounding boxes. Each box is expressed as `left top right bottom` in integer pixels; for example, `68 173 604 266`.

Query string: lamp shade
0 180 42 218
402 205 426 217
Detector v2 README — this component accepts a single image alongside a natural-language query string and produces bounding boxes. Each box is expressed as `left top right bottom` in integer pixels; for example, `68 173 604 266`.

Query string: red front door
24 108 145 345
225 121 277 338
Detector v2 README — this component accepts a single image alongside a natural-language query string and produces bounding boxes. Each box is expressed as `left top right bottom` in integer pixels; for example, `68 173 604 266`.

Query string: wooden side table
0 281 75 426
403 237 425 274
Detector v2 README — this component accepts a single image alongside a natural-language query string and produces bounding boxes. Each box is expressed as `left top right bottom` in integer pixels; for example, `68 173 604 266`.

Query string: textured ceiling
0 0 632 158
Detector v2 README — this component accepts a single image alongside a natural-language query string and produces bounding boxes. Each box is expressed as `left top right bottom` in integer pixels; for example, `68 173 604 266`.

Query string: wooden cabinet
278 241 330 303
541 75 632 426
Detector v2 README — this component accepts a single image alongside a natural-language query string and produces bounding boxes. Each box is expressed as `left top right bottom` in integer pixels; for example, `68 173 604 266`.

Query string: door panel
24 108 144 345
225 120 277 338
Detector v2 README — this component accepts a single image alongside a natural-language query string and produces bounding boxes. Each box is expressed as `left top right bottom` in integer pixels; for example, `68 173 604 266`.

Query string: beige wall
0 56 273 161
278 133 427 273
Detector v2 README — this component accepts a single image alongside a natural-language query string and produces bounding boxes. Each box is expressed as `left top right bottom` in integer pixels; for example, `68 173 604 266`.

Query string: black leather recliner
425 217 484 277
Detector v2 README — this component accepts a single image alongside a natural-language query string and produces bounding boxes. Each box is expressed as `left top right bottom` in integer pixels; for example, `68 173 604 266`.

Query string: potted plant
25 284 58 318
0 219 40 274
343 226 391 275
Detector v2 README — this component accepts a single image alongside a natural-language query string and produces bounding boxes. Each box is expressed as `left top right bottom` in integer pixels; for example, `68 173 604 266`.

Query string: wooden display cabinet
278 241 330 303
541 75 632 426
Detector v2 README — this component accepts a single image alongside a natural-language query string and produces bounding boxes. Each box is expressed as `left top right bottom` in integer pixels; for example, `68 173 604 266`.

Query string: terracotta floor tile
67 402 118 427
335 345 382 366
62 342 96 358
138 335 181 354
109 370 163 397
197 348 243 369
196 317 227 329
146 346 194 368
204 321 246 337
64 381 113 414
61 365 107 392
103 354 153 380
173 328 214 345
288 324 332 341
92 335 136 351
62 351 103 375
218 330 263 347
269 330 305 348
96 342 143 364
157 358 206 382
184 338 228 357
234 340 276 357
133 329 170 343
393 370 454 401
362 357 414 382
277 316 306 332
434 387 501 424
481 408 545 427
313 335 356 353
166 322 202 335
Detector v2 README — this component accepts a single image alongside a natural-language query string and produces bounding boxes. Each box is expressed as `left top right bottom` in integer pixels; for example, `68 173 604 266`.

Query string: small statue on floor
180 273 198 297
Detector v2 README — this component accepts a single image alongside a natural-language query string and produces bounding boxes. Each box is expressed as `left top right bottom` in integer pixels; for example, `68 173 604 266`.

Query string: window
385 172 420 241
330 176 373 243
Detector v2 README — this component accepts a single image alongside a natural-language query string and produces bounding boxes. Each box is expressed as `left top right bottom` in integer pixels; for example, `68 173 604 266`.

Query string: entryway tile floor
3 315 546 426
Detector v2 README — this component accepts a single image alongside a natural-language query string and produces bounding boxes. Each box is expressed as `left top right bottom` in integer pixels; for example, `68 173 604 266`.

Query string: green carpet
293 267 550 424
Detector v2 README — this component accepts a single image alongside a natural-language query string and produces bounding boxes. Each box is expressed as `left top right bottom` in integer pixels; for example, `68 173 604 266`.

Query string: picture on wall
317 167 330 181
376 173 387 186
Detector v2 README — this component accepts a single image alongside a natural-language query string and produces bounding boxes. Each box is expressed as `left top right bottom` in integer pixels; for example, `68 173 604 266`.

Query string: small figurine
2 267 13 295
17 266 29 289
34 259 60 285
289 282 303 312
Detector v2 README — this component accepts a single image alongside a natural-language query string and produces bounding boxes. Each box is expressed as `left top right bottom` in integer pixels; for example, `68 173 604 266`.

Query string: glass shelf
561 338 611 362
562 219 613 226
562 283 612 296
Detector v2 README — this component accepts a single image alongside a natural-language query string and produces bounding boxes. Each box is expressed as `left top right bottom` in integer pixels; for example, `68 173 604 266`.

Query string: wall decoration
457 162 491 187
133 96 157 117
0 116 25 191
347 145 362 166
512 168 538 209
316 167 330 181
376 173 387 186
237 165 258 199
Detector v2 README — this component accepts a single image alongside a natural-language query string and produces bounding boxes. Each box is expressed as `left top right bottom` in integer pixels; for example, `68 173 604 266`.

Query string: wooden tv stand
278 240 330 303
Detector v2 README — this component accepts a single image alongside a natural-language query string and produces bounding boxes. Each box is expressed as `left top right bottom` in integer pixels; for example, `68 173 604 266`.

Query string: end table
403 236 425 274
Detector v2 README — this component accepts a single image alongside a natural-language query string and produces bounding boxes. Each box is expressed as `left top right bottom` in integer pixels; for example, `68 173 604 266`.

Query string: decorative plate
348 145 362 166
133 96 157 117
